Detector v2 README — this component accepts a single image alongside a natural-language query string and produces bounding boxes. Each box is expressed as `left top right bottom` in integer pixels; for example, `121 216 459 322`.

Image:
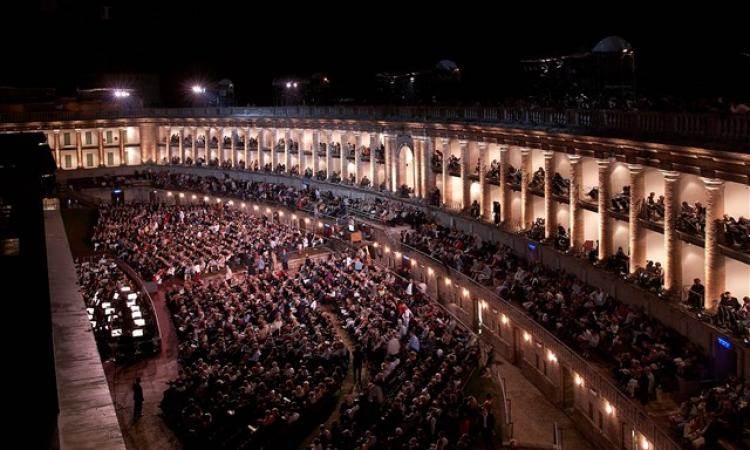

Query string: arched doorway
397 144 415 192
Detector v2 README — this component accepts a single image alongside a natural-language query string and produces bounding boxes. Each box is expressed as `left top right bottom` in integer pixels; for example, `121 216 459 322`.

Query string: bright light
167 191 173 197
191 194 197 200
317 221 323 228
278 211 284 217
192 85 206 94
293 82 298 88
523 331 531 342
394 251 401 258
500 314 508 325
574 373 583 387
547 351 557 363
216 198 221 203
266 208 271 214
254 205 259 211
444 278 451 286
285 82 292 89
427 267 434 276
291 214 297 220
640 436 651 450
462 288 469 298
304 218 310 224
241 203 246 208
410 259 417 267
227 200 234 206
604 401 614 415
203 196 209 202
373 242 379 248
384 246 390 254
179 193 185 198
113 89 130 98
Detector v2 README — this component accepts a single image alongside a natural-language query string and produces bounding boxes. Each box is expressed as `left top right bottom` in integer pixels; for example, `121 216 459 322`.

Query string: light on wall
500 314 509 325
384 246 390 253
604 401 614 416
574 373 584 387
241 203 246 208
167 191 173 197
523 331 531 342
410 259 417 267
547 350 557 363
191 194 197 200
227 200 234 206
203 196 209 202
428 267 434 276
254 205 259 211
444 278 451 286
462 288 469 297
639 436 651 450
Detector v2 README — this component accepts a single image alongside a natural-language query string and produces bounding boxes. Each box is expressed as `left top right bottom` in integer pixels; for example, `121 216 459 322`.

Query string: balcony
3 106 748 149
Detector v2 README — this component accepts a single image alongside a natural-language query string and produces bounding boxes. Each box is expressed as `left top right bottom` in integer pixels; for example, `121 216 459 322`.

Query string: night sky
3 1 749 105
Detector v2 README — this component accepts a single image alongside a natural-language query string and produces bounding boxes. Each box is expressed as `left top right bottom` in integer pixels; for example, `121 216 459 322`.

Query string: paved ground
489 353 594 450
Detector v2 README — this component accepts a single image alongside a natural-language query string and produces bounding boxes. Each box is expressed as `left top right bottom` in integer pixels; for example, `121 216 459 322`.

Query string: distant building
521 36 636 108
375 60 462 104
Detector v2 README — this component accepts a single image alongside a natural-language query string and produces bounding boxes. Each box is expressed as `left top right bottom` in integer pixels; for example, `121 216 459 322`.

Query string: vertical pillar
75 129 83 168
229 127 236 167
178 127 185 163
384 135 393 191
326 132 334 180
298 130 306 176
340 132 348 180
244 127 250 168
355 133 363 183
413 139 423 197
462 141 473 211
118 128 126 165
422 137 431 197
189 127 196 163
217 127 225 164
703 178 725 310
312 130 320 175
480 142 491 220
203 127 210 162
628 164 646 273
257 128 265 169
97 128 104 166
271 129 279 170
568 155 583 250
284 129 292 172
369 133 378 187
597 159 612 260
543 151 555 238
662 171 681 294
498 145 509 224
163 126 171 163
442 138 452 205
53 130 61 169
520 147 532 230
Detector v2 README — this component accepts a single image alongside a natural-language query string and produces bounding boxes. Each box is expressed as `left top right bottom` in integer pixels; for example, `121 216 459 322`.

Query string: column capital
627 163 644 174
53 129 60 134
498 144 510 153
519 146 531 155
596 158 611 168
543 150 555 160
567 154 582 164
661 170 681 182
701 177 725 191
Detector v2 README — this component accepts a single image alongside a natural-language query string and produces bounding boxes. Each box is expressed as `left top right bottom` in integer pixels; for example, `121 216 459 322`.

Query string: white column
628 164 645 273
498 145 509 224
326 132 334 180
340 132 348 180
75 129 83 168
119 128 126 166
53 130 61 168
229 127 236 167
355 133 363 183
284 129 292 172
244 127 250 168
462 140 473 211
190 127 197 163
662 171 681 294
568 155 583 250
271 129 279 170
597 159 612 260
298 129 306 176
520 147 532 230
480 142 491 220
543 151 555 238
703 178 725 310
385 135 393 190
97 128 104 166
179 127 186 163
312 130 320 175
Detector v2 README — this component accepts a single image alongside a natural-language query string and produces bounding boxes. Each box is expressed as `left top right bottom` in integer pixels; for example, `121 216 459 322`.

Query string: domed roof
436 59 459 73
592 36 633 53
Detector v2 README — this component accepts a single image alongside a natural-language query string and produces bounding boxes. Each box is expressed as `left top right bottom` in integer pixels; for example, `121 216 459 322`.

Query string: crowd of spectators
670 377 750 449
91 203 320 283
400 219 705 405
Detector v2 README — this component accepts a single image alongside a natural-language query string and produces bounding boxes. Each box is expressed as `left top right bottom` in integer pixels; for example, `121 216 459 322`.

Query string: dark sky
3 1 749 105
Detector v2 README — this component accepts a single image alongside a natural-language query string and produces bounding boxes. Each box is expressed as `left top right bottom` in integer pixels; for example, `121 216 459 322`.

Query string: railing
391 238 682 450
3 105 749 145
